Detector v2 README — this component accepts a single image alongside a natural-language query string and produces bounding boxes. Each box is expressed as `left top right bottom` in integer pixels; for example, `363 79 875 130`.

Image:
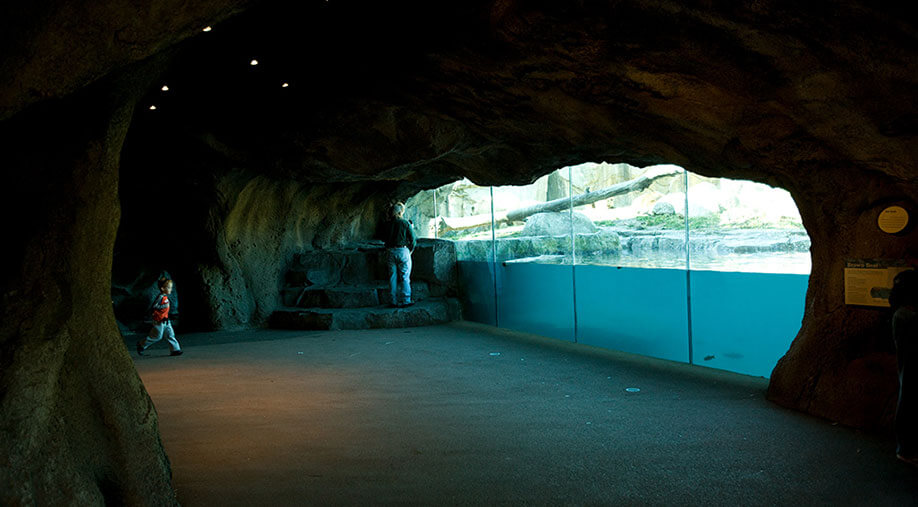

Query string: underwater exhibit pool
458 260 808 378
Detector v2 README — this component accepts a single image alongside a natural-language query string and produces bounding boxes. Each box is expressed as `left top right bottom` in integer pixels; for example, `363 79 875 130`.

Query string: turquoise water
498 263 575 343
575 265 690 363
458 261 807 378
689 270 807 377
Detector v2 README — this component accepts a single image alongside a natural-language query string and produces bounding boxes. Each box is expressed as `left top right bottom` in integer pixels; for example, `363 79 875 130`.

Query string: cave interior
1 0 916 503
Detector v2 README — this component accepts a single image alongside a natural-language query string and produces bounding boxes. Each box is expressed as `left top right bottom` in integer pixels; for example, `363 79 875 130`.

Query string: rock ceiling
4 1 916 190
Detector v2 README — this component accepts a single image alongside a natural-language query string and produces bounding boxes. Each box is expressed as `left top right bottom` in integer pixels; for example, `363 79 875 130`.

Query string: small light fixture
161 85 169 92
149 105 157 110
250 59 259 66
202 26 212 32
282 82 289 88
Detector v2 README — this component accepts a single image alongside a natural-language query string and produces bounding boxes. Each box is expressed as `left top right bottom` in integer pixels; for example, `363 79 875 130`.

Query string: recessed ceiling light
202 26 212 32
149 105 157 110
250 59 259 66
161 85 169 91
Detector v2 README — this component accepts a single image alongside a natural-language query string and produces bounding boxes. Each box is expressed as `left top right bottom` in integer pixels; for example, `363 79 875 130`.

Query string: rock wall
0 69 176 504
117 138 399 329
200 177 395 328
768 167 917 428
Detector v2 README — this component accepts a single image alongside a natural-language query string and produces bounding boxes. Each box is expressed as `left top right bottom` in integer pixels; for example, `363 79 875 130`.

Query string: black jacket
384 218 416 251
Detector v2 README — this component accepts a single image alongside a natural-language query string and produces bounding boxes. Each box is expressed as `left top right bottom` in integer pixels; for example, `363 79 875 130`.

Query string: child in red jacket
136 277 183 356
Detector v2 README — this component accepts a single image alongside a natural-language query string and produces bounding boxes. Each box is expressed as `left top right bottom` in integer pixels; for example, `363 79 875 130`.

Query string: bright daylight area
407 162 810 274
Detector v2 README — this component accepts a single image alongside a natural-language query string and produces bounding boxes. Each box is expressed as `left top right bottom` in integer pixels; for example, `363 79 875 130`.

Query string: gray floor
131 322 918 506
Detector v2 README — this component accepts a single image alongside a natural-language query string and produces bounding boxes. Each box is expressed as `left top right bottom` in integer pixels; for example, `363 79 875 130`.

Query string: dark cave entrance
112 108 227 335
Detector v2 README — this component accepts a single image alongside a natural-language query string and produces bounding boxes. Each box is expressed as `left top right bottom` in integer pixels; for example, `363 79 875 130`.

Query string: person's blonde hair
158 277 173 289
391 202 405 219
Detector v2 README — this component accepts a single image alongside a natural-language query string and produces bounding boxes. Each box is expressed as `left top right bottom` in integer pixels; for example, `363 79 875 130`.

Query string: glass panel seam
684 167 694 365
569 165 578 343
490 186 499 328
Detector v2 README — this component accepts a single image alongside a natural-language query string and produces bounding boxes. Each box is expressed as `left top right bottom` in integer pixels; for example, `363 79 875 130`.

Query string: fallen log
438 166 681 233
505 166 681 221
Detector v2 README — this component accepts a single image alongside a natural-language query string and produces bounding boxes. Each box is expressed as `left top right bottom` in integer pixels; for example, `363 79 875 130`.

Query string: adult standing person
890 269 918 465
384 202 417 308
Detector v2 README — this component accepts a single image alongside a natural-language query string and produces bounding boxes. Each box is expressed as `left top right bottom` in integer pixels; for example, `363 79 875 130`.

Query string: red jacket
151 294 170 323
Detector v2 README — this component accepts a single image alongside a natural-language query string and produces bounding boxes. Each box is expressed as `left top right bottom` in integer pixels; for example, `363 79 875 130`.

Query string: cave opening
406 162 811 378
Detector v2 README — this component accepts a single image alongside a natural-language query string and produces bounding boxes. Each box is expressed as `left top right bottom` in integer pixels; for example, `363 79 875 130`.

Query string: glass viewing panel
487 167 574 264
685 174 810 376
575 264 691 362
404 186 439 240
570 162 690 360
491 168 575 341
689 270 808 377
407 163 811 378
406 180 493 244
413 179 498 324
568 163 688 269
685 174 810 274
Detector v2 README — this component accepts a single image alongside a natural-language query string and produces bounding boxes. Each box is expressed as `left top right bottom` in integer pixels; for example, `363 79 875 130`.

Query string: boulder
522 212 598 236
652 201 676 215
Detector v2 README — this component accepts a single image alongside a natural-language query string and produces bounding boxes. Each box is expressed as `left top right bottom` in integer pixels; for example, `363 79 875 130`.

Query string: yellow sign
844 260 912 307
878 206 909 234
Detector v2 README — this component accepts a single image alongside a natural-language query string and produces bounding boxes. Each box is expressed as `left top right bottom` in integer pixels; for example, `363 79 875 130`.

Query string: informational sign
844 259 913 307
878 206 909 234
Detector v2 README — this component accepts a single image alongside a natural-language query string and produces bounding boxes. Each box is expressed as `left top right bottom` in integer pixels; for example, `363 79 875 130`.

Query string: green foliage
777 216 805 229
688 215 722 229
631 214 720 230
596 213 805 231
720 216 804 230
635 213 684 229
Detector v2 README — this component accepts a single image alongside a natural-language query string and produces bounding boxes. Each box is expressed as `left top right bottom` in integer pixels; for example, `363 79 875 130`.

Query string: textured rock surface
412 239 460 297
0 68 176 504
1 0 917 502
523 211 599 236
282 240 457 304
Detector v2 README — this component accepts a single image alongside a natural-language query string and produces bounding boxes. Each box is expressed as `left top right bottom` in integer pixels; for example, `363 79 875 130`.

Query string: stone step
285 247 386 287
284 239 457 298
376 281 431 306
280 281 430 309
268 298 462 331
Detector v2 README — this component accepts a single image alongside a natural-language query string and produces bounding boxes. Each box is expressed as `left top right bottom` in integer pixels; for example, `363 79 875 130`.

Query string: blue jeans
140 320 181 352
387 247 412 305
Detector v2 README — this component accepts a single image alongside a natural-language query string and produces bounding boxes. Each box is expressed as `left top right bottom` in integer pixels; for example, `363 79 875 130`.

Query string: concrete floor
132 322 918 505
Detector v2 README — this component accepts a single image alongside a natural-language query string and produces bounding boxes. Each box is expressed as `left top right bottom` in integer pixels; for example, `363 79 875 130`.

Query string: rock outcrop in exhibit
1 0 915 503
